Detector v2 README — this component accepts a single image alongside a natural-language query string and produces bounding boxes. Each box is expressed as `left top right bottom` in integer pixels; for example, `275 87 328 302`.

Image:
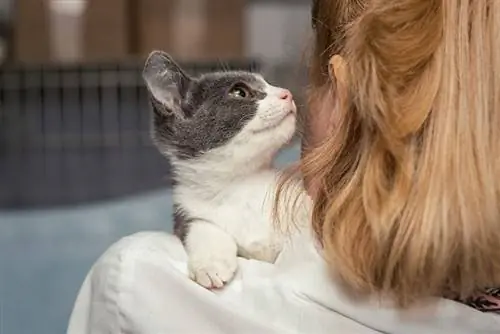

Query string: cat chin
261 114 296 143
251 112 295 135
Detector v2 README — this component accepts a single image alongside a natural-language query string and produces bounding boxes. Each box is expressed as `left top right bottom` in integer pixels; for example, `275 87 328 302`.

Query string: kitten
143 51 309 289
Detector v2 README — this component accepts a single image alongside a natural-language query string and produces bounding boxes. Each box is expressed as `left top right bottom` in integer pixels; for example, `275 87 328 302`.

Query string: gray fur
142 52 302 278
143 51 268 160
173 204 194 244
143 51 276 242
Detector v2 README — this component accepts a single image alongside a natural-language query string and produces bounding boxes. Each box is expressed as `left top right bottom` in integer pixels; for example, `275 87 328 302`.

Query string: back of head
287 0 500 305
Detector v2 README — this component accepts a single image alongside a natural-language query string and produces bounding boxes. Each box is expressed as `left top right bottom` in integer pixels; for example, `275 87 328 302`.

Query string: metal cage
0 60 260 209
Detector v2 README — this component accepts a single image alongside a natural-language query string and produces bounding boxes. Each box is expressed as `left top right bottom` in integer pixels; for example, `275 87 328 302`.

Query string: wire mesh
0 60 260 209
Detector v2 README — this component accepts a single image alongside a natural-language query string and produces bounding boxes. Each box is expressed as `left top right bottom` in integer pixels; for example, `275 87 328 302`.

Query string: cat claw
188 256 238 289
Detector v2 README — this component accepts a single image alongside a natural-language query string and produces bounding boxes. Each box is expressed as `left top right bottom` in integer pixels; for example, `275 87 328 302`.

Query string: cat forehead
196 71 266 90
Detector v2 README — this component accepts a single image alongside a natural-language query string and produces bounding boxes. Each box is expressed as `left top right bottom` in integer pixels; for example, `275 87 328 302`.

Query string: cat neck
170 152 276 197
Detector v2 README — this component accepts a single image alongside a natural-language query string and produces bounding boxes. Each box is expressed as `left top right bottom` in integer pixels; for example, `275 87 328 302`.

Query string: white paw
239 238 283 263
188 255 238 289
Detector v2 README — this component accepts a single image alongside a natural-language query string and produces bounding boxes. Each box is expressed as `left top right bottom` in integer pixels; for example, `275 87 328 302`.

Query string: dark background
0 0 310 209
0 60 260 209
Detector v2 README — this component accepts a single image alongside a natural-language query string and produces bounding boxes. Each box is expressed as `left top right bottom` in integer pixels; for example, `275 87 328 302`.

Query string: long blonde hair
278 0 500 305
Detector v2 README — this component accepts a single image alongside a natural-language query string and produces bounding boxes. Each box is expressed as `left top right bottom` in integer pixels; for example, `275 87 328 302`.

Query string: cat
142 51 310 289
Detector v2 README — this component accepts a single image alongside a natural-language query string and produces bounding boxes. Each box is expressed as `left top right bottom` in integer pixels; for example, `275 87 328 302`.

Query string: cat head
143 51 296 166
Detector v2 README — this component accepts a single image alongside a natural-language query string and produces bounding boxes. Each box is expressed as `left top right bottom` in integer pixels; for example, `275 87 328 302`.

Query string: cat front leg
184 221 238 289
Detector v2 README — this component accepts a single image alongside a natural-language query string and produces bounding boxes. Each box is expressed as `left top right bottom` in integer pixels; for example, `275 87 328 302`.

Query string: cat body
142 51 309 289
174 166 286 261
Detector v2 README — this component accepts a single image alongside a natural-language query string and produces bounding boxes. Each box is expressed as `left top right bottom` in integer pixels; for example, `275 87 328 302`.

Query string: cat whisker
217 58 230 73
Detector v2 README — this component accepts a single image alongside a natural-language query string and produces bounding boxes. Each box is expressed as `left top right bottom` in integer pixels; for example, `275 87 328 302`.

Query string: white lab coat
67 231 500 334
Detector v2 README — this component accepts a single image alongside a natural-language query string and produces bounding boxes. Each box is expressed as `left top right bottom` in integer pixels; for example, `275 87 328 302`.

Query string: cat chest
174 186 275 235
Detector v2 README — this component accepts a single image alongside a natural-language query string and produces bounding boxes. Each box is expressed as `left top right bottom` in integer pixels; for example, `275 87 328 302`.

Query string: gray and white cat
143 51 310 289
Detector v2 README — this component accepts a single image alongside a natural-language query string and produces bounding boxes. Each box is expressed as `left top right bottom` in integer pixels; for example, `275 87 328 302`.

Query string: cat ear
142 51 192 116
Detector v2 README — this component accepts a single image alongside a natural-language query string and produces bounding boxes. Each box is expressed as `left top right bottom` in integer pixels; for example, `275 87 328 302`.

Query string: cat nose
279 89 293 101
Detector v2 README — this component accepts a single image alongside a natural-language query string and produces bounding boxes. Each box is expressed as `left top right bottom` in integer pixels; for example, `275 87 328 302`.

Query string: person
67 0 500 333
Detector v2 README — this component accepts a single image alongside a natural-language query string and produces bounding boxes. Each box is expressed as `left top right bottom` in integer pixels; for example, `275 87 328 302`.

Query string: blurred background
0 0 311 333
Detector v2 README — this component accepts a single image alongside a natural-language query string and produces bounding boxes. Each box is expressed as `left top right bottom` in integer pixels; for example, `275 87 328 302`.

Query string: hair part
276 0 500 306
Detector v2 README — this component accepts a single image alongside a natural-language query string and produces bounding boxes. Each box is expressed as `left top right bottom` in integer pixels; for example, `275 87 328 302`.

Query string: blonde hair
278 0 500 305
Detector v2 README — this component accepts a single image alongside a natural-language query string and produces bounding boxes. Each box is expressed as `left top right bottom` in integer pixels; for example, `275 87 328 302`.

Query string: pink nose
279 89 293 101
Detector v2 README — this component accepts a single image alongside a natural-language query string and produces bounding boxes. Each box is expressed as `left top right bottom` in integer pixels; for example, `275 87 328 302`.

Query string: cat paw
240 240 282 263
188 255 238 289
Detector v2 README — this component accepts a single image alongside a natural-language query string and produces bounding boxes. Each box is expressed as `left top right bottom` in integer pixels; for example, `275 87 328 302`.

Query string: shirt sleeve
66 231 284 334
67 230 498 334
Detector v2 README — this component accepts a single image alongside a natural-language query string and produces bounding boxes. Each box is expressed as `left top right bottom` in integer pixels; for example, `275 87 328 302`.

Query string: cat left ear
142 51 192 116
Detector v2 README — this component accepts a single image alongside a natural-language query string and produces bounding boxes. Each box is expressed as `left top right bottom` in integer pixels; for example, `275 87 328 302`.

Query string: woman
68 0 500 333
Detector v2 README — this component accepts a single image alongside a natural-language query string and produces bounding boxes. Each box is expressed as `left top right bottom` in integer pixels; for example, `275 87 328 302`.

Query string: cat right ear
142 51 192 116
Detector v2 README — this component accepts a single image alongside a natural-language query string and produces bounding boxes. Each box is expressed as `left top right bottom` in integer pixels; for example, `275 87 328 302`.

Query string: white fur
172 77 312 289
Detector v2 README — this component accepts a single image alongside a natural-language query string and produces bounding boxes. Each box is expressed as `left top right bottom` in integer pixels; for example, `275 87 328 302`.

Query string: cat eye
228 84 250 98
